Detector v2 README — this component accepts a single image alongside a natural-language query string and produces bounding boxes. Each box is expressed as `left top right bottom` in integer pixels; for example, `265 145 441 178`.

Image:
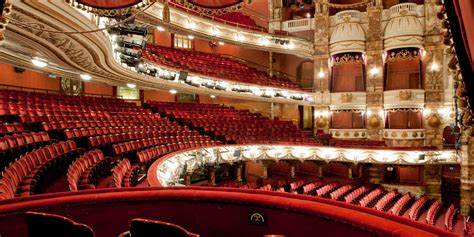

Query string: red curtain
331 64 364 92
386 59 421 90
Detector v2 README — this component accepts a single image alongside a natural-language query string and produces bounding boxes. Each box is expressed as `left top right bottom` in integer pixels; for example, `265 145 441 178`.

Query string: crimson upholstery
0 187 459 237
130 218 199 237
147 102 317 145
26 211 94 237
142 45 301 90
77 0 141 9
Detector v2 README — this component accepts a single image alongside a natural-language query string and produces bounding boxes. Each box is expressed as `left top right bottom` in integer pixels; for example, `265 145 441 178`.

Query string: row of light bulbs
157 25 294 48
30 56 139 89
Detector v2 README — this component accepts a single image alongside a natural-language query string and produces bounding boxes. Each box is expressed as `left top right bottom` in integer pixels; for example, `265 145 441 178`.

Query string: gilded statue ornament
316 117 327 128
340 93 353 103
368 115 380 128
427 114 441 128
399 90 412 101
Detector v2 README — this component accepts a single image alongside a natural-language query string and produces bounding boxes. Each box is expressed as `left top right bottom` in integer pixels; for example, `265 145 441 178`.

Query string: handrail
0 84 123 99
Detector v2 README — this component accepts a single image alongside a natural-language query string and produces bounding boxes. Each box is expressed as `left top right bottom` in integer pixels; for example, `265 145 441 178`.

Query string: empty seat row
0 123 24 136
0 141 80 199
67 150 111 191
0 132 51 171
112 158 140 188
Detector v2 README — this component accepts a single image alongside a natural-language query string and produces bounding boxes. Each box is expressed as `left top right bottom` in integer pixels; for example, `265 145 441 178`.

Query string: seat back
130 218 199 237
26 211 95 237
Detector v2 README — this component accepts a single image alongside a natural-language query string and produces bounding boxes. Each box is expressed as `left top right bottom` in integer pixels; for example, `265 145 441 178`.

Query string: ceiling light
210 27 220 36
157 26 165 32
80 74 92 81
169 89 177 94
127 83 136 88
188 35 194 39
306 13 311 18
218 42 224 45
31 58 48 68
210 95 216 98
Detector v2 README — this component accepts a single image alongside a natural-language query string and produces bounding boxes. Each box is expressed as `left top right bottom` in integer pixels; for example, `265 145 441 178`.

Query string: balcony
329 129 368 139
383 89 425 109
383 129 425 140
330 92 367 110
330 10 365 55
384 3 424 50
282 18 314 32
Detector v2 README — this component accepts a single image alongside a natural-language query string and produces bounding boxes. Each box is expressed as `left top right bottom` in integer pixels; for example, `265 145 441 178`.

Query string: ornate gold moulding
150 144 459 186
4 1 314 105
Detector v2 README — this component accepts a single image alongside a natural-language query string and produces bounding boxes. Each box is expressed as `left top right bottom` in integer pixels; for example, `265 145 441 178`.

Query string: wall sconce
430 62 440 72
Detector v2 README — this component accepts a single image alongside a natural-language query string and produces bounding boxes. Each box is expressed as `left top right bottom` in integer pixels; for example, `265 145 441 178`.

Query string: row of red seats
67 150 111 191
0 123 24 135
148 102 318 145
408 196 429 220
0 90 136 106
315 182 338 197
0 141 80 199
42 120 176 132
0 132 51 171
144 44 301 90
330 184 352 200
112 158 140 188
0 105 147 115
445 204 458 231
19 113 166 124
300 181 325 195
87 130 189 149
359 188 383 207
390 193 412 216
211 12 260 29
344 186 368 204
374 190 398 211
65 126 197 141
426 199 443 225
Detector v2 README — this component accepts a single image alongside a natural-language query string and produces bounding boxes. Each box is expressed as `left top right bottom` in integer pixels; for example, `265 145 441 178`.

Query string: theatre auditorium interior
0 0 474 236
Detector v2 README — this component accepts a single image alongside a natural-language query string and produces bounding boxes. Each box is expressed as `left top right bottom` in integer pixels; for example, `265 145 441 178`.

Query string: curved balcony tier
147 144 458 187
329 129 368 139
383 129 425 140
330 92 367 110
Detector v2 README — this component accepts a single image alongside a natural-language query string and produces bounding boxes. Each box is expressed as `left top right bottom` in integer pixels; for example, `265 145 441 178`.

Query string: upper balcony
383 3 424 50
143 2 314 58
330 10 365 55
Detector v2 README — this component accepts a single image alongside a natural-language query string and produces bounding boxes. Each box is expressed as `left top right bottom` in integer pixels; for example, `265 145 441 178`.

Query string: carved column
208 166 216 186
184 171 193 186
270 102 275 120
366 164 382 184
348 166 353 179
460 136 474 215
287 160 299 179
268 0 282 33
262 162 269 179
423 165 442 199
424 1 446 148
366 5 384 140
269 51 274 77
235 163 243 182
313 3 330 133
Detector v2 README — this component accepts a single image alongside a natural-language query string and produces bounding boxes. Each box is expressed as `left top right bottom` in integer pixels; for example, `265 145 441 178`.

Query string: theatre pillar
423 165 442 199
367 164 382 184
184 171 193 186
365 4 384 141
235 163 243 182
460 136 474 215
208 166 216 187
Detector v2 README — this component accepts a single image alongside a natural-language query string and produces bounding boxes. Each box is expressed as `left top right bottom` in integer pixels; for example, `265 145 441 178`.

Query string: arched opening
330 53 365 92
384 48 423 91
